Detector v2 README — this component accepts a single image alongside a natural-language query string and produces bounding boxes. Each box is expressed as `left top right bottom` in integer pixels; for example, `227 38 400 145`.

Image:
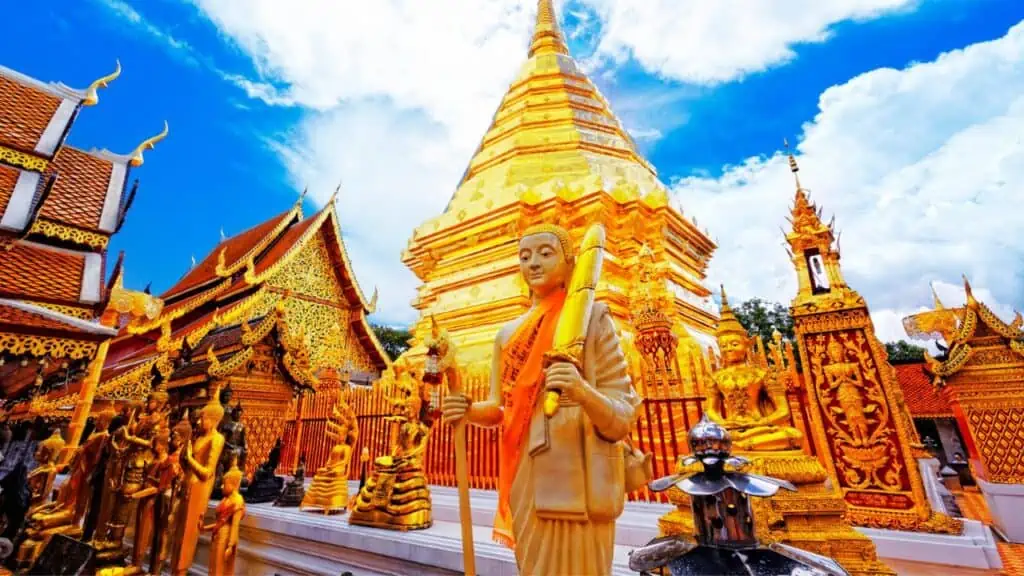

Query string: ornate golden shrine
31 198 390 477
400 0 718 372
912 278 1024 485
782 152 959 534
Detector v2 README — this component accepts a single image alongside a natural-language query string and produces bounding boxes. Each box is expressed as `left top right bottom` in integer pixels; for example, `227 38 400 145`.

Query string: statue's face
223 474 240 495
718 333 747 365
827 341 844 362
519 232 570 297
201 411 216 433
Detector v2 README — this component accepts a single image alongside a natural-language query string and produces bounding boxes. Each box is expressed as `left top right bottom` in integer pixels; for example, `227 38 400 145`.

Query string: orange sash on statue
492 290 565 548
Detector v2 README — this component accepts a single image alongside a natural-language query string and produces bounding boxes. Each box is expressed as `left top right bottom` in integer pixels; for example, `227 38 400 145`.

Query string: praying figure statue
169 390 225 576
442 222 640 575
201 457 245 576
705 286 803 452
823 337 874 446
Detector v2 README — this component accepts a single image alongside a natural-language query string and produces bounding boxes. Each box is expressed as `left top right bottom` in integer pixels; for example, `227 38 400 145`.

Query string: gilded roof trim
215 205 301 279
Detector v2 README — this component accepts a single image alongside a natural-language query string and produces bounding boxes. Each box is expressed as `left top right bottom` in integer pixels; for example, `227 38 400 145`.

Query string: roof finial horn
83 60 122 106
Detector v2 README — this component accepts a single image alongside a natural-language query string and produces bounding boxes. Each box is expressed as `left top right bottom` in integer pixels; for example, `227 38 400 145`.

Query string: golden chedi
350 361 433 530
660 285 894 576
442 223 644 575
301 401 359 514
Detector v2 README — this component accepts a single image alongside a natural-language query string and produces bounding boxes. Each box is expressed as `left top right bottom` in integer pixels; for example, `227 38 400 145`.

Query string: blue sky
5 0 1022 342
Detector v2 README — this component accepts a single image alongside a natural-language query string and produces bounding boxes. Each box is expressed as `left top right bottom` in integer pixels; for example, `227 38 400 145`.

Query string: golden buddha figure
16 410 116 568
169 392 225 576
13 430 66 570
442 223 641 575
301 401 358 514
149 417 193 576
130 426 175 572
823 337 873 446
350 361 434 530
201 457 245 576
705 286 803 452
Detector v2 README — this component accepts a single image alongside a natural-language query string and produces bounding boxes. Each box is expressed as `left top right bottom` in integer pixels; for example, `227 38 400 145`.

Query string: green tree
732 298 795 345
371 323 413 361
885 340 927 363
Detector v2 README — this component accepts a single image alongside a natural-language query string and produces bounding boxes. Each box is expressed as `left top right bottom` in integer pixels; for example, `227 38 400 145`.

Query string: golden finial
129 121 169 167
82 60 122 106
962 274 978 308
329 181 341 205
930 281 945 310
367 286 378 314
783 138 802 191
429 315 440 338
529 0 569 58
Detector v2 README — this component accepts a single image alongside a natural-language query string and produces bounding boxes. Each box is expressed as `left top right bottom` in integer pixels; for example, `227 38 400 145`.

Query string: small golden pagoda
401 0 717 370
782 151 960 534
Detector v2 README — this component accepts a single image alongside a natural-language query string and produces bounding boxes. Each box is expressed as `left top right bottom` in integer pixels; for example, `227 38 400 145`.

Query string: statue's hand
544 362 585 402
441 394 471 424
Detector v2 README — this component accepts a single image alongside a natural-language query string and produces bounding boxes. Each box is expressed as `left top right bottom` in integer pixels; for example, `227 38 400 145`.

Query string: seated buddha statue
350 361 433 530
705 287 802 453
301 401 358 514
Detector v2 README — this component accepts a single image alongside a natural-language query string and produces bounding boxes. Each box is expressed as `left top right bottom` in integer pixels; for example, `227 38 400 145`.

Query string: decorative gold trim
215 209 300 278
29 219 109 249
0 331 98 359
34 302 95 320
128 278 233 334
0 144 48 172
207 345 254 378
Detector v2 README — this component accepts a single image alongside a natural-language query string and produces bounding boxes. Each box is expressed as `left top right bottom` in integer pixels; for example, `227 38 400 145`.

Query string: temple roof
922 277 1024 380
0 241 101 307
892 361 953 419
104 201 389 394
424 0 665 232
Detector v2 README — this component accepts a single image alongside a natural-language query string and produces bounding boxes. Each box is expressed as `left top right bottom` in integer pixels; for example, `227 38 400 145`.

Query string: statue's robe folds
496 300 638 576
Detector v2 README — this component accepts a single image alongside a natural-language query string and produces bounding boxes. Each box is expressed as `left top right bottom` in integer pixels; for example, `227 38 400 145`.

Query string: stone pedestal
977 476 1024 543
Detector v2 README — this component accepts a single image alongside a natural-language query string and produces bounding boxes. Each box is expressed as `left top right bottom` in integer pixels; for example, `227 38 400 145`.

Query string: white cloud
579 0 916 84
683 21 1024 343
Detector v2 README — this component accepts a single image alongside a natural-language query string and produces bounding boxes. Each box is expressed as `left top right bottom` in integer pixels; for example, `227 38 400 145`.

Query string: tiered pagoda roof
0 62 165 400
892 361 954 419
31 198 391 411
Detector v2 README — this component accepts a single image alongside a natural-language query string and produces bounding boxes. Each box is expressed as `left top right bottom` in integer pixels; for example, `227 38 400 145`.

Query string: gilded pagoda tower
782 152 959 534
402 0 717 369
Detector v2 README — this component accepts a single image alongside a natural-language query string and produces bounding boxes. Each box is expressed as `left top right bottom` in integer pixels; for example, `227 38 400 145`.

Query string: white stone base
977 476 1024 543
191 481 1002 575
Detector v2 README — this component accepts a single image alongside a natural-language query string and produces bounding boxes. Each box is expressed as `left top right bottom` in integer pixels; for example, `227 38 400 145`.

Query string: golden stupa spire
529 0 569 58
783 138 803 191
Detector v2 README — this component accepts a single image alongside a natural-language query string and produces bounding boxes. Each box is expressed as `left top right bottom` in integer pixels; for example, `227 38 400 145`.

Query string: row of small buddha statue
12 384 245 576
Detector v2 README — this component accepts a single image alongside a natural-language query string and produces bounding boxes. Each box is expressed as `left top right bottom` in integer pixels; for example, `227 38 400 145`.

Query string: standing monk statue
442 223 640 575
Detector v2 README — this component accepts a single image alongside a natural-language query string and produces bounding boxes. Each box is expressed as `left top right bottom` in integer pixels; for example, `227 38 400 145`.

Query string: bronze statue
244 438 283 503
169 393 225 576
275 455 306 507
213 402 247 499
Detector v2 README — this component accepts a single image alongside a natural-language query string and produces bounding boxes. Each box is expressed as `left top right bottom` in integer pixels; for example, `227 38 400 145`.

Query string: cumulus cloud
681 21 1024 343
578 0 916 84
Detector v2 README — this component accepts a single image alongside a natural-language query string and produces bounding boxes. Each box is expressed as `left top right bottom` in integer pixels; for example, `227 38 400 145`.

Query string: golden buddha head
147 382 169 412
223 456 243 495
171 411 193 451
36 430 66 464
519 223 574 298
199 401 225 434
716 285 750 367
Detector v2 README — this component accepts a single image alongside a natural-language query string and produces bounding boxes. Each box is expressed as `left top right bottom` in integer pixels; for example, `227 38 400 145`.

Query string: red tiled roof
162 208 296 299
0 242 85 304
0 164 17 217
0 74 62 152
894 362 952 418
38 146 115 232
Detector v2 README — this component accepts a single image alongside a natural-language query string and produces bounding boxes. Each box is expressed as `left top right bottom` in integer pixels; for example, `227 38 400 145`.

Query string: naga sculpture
350 360 434 530
301 402 358 514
